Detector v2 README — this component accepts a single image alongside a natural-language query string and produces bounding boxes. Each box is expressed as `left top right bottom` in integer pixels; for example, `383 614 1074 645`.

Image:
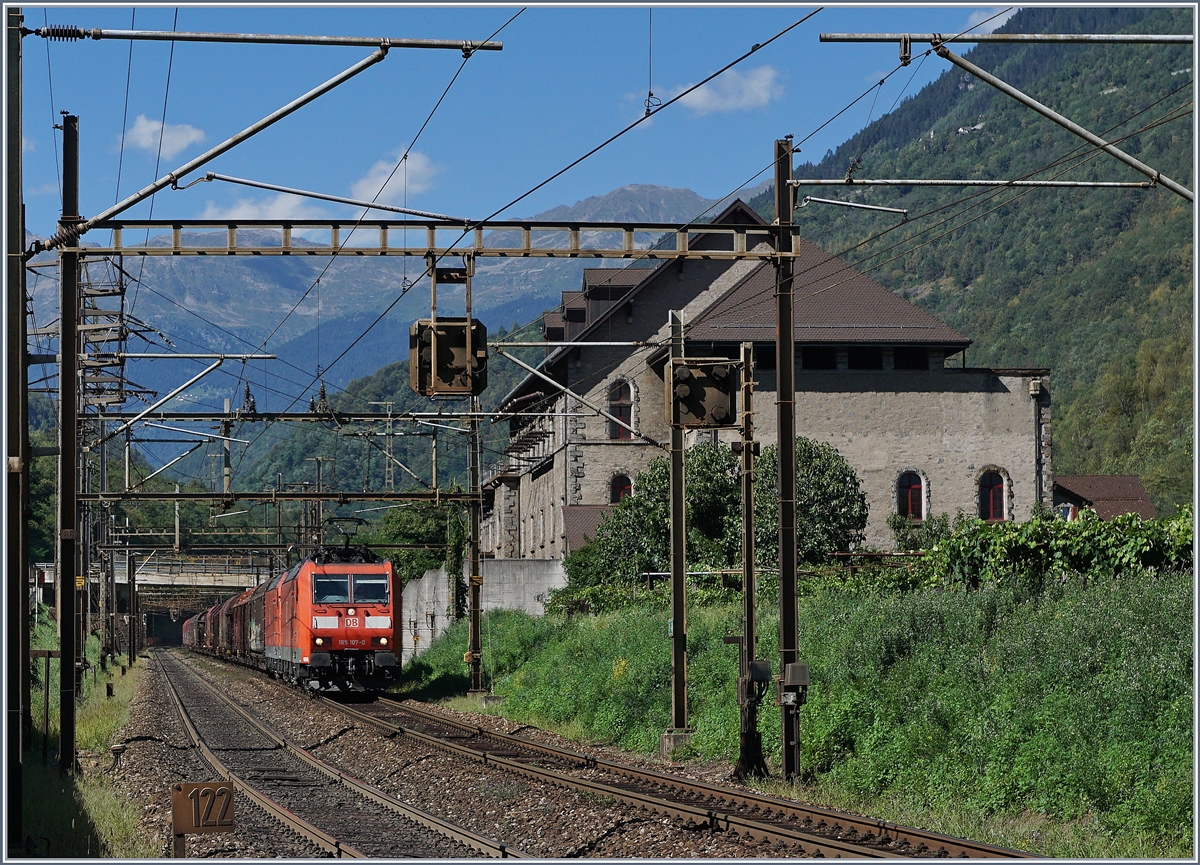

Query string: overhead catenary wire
131 6 181 318
231 9 526 478
244 8 525 361
112 8 137 219
695 83 1193 325
481 11 829 354
42 8 61 199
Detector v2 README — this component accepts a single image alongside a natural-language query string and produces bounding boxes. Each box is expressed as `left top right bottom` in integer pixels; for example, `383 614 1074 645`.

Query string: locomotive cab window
313 573 350 604
352 573 389 603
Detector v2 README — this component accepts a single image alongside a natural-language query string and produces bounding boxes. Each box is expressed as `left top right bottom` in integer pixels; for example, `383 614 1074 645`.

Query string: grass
16 606 157 858
402 571 1194 859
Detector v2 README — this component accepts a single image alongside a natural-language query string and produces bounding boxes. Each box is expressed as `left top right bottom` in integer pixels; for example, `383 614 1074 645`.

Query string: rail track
155 650 529 858
322 693 1036 859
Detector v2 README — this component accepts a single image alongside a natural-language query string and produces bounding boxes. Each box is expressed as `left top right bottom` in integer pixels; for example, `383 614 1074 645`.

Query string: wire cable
131 7 180 317
112 8 137 221
42 9 61 200
230 10 527 474
250 8 527 357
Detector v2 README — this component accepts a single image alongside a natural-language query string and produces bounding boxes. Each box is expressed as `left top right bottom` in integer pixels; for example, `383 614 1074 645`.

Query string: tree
754 437 869 566
562 437 868 599
364 501 460 589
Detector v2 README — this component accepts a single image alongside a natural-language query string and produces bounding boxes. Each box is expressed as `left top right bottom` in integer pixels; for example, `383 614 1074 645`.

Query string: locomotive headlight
314 637 324 646
379 637 388 646
347 608 356 617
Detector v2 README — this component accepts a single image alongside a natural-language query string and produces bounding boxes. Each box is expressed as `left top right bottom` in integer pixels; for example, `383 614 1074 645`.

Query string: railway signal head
409 318 488 397
669 358 737 427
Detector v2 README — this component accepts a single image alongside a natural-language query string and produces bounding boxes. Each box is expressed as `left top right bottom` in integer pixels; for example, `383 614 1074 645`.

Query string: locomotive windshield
313 573 350 603
351 573 389 603
312 571 389 604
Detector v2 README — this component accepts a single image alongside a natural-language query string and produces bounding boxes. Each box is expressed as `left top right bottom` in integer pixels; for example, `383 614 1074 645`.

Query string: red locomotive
183 545 398 691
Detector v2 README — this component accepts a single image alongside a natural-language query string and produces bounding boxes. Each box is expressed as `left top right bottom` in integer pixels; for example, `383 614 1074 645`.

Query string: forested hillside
749 6 1192 514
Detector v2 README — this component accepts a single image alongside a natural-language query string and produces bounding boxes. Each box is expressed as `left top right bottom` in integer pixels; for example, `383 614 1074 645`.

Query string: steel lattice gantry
73 217 787 261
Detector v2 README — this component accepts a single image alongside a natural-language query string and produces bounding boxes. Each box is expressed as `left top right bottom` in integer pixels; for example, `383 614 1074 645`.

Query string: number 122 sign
171 782 235 834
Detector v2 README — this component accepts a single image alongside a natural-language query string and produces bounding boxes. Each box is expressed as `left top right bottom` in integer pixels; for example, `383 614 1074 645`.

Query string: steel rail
380 698 1038 860
318 696 908 857
154 652 364 858
164 650 529 859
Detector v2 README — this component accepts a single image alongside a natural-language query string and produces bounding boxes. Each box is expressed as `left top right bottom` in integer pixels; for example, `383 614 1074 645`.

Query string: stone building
481 201 1051 558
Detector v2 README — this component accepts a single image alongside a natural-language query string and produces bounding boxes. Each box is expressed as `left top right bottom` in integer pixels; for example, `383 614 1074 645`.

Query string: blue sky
20 4 1020 236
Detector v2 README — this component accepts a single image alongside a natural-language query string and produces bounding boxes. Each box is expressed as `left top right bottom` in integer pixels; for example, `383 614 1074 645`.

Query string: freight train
182 544 398 691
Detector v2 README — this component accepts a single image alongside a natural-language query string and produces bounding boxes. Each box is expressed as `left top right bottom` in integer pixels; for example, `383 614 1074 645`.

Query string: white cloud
966 7 1019 34
126 114 205 160
675 66 783 115
198 193 328 221
22 135 34 152
350 150 442 204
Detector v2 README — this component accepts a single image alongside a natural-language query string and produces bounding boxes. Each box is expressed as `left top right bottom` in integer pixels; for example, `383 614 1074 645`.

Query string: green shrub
914 506 1193 590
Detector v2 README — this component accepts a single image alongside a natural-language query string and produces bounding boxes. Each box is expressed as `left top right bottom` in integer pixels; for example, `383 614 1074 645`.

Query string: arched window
608 380 632 439
897 472 923 521
979 471 1005 521
611 474 632 503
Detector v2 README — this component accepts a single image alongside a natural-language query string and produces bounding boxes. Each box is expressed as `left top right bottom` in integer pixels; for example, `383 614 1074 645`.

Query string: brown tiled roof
562 291 586 309
583 268 648 288
1054 475 1157 520
562 505 611 553
686 241 970 347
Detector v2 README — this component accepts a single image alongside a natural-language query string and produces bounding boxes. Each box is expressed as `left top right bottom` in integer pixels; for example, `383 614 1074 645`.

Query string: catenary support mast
774 138 801 781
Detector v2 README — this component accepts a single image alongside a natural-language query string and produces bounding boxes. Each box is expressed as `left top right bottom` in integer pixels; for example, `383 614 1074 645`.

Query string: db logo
344 617 360 628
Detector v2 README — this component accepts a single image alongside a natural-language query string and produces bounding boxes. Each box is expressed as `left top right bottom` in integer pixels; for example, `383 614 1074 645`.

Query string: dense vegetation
554 438 867 613
398 509 1193 857
750 6 1193 514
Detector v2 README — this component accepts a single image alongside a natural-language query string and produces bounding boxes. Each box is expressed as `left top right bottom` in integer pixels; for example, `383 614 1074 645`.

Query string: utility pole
58 111 80 773
774 137 803 782
222 397 232 495
368 402 396 491
304 457 334 546
734 341 769 779
466 397 483 693
126 550 136 666
663 310 690 753
6 3 26 840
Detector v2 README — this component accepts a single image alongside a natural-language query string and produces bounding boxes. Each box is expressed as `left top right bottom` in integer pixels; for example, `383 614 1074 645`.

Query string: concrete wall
399 558 566 665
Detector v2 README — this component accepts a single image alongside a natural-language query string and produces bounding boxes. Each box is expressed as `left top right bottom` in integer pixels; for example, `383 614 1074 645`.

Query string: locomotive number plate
344 617 360 628
171 782 235 834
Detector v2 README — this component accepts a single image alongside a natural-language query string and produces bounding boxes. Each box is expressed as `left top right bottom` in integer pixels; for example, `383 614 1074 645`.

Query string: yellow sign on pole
75 575 85 588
